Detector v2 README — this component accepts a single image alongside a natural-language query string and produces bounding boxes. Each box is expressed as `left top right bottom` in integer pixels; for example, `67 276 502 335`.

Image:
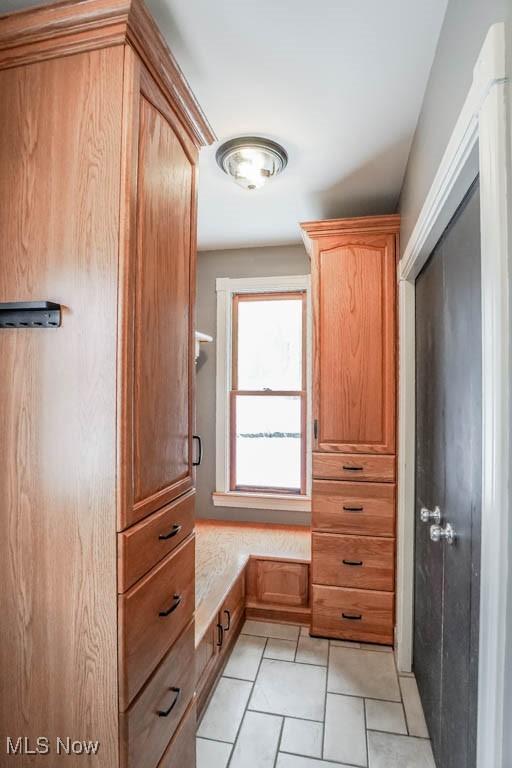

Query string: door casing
396 22 512 768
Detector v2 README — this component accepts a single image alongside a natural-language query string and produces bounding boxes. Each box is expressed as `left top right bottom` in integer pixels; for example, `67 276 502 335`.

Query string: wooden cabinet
301 216 399 645
128 95 196 526
196 573 246 718
307 223 397 455
0 1 213 766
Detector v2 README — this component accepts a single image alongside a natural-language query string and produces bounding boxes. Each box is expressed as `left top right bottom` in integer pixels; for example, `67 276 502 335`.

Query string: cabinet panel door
129 95 195 525
313 235 396 454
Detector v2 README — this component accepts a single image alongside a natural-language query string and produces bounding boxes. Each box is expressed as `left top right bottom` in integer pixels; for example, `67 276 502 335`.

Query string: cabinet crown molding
0 0 215 147
300 214 401 257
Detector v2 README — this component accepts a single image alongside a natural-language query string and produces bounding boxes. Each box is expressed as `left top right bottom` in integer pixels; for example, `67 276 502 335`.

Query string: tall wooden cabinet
0 1 214 766
301 216 399 645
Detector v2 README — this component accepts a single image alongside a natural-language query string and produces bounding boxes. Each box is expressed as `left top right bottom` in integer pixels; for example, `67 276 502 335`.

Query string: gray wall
399 0 512 250
195 243 311 526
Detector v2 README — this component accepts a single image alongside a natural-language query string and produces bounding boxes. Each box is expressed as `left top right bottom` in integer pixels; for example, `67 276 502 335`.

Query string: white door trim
397 23 511 768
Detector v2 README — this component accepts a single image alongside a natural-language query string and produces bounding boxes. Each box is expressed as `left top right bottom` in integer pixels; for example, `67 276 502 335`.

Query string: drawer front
311 585 394 644
157 700 196 768
313 452 395 482
119 535 195 708
312 480 395 537
121 621 195 768
312 533 395 592
119 490 195 592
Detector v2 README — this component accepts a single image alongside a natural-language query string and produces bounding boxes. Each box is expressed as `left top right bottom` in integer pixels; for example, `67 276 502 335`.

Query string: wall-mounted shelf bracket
0 301 62 328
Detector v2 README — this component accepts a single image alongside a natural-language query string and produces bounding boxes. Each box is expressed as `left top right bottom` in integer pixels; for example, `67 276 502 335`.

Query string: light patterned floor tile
196 738 232 768
399 676 430 738
295 635 329 666
264 638 297 661
328 646 401 701
365 700 407 735
280 718 323 758
250 659 326 721
242 620 300 641
360 643 394 653
324 693 367 766
230 711 282 768
197 677 252 742
276 754 351 768
223 634 267 681
367 731 436 767
330 639 361 648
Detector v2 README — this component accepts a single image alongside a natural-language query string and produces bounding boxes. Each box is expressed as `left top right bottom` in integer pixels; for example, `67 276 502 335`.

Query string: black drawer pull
342 612 362 620
193 434 203 466
216 623 224 647
158 524 182 541
159 594 181 617
342 559 363 566
343 505 364 512
157 687 181 717
223 609 231 631
342 465 363 472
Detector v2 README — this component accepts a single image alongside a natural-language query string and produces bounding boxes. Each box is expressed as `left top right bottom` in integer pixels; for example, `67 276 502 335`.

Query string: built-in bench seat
194 519 311 715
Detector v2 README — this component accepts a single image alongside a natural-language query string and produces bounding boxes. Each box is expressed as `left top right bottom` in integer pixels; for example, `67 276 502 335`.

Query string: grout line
363 694 370 768
321 633 330 759
226 635 269 768
196 735 234 746
272 714 286 768
278 748 367 768
366 727 431 741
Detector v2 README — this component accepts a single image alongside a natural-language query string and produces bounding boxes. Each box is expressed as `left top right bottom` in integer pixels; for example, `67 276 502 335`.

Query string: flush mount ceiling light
215 136 288 191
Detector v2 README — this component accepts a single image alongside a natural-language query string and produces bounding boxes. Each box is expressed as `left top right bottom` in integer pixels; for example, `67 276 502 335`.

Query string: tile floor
196 620 435 768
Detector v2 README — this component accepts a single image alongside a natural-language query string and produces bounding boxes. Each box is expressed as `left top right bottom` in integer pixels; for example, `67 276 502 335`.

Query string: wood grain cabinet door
312 234 396 455
123 89 197 528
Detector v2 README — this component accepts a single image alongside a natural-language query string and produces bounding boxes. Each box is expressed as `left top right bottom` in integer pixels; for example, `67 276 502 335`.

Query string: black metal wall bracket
0 301 61 329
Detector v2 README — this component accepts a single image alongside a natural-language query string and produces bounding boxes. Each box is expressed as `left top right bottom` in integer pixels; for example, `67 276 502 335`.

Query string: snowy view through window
233 294 304 492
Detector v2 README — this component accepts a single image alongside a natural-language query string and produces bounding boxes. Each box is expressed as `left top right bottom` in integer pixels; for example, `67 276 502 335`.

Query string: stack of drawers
310 454 396 645
117 490 197 768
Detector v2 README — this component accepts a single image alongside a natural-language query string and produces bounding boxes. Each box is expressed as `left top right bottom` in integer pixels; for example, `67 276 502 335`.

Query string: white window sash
215 275 312 510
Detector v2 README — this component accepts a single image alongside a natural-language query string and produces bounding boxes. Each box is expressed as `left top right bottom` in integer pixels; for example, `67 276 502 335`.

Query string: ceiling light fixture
215 136 288 191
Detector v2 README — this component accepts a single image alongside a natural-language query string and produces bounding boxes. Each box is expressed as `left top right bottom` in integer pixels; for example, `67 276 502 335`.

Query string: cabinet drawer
313 452 395 482
157 700 196 768
312 533 394 591
119 491 195 592
119 535 195 708
120 621 195 768
311 585 394 644
312 480 395 537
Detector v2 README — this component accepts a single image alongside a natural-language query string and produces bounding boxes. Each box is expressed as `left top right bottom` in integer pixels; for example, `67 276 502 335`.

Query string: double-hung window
214 276 311 511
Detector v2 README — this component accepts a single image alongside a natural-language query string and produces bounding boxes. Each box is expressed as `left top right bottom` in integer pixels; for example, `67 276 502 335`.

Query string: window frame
214 275 311 512
230 291 307 495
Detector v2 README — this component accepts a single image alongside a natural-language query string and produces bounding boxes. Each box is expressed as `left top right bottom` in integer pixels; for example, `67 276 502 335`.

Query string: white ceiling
1 0 448 251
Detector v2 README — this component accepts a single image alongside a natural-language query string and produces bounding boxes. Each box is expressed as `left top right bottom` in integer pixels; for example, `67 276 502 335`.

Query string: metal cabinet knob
430 522 456 545
420 505 441 524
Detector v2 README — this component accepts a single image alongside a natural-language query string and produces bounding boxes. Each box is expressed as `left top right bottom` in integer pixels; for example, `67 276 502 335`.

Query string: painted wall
399 0 512 250
195 243 311 526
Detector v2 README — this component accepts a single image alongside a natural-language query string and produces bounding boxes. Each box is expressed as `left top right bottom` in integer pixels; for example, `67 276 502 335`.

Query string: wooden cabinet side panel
313 234 396 454
0 48 123 764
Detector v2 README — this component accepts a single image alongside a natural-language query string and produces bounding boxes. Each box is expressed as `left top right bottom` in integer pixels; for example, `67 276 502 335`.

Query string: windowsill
212 491 311 512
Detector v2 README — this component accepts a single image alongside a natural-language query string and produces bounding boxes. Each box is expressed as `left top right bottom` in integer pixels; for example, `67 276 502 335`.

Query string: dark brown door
129 96 195 526
415 179 481 768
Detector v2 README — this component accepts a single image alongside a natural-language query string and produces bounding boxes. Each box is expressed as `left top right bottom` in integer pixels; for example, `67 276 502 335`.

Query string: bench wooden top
195 519 310 645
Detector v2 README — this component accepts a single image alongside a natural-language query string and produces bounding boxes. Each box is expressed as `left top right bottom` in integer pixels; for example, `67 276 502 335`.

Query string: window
231 292 306 494
214 275 311 512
